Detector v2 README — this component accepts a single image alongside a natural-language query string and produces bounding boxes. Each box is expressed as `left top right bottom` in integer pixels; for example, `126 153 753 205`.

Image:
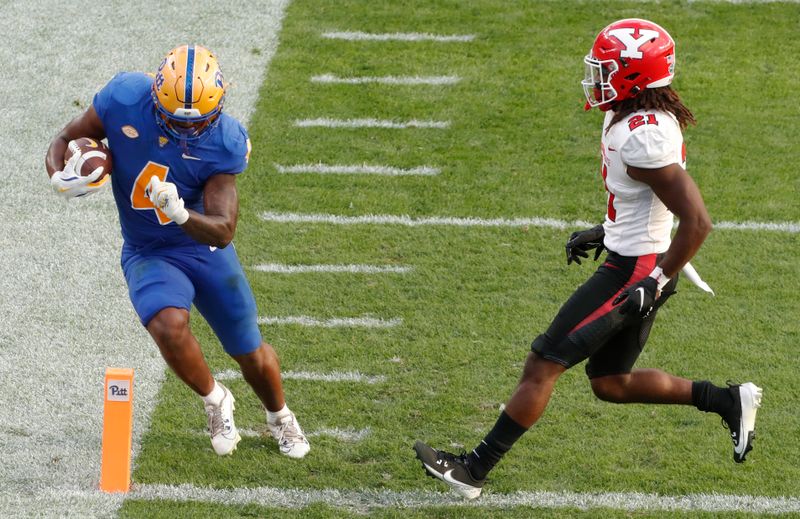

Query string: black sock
692 380 735 415
467 411 528 480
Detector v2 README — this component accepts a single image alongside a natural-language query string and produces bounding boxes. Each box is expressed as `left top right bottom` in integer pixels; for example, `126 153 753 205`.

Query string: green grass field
121 1 800 517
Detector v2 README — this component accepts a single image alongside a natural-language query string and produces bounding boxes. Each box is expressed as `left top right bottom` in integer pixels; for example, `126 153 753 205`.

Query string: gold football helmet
152 45 225 141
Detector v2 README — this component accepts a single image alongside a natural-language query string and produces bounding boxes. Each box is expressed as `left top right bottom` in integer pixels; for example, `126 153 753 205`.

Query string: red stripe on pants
569 254 657 334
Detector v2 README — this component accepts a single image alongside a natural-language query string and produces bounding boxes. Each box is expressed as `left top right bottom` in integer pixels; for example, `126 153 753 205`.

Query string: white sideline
29 485 800 514
295 118 450 129
321 31 475 42
215 369 386 384
312 74 461 85
275 163 440 176
258 316 402 328
258 211 800 233
0 1 290 517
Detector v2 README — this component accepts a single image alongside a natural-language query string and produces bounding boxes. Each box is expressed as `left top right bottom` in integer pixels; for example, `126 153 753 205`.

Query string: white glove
50 150 109 198
146 176 189 225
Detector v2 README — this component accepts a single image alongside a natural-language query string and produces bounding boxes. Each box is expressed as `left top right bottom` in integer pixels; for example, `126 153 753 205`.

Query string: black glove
566 225 605 265
613 276 658 318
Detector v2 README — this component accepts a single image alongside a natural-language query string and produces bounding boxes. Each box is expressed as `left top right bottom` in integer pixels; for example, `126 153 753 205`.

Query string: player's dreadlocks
608 86 696 131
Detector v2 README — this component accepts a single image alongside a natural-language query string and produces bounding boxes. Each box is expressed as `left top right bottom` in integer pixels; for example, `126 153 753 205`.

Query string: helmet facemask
582 55 619 108
153 101 223 143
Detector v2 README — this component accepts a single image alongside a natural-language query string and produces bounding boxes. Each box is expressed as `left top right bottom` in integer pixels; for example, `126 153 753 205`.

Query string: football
64 137 112 183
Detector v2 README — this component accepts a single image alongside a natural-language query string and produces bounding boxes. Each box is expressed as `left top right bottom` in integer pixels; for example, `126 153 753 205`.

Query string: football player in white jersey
415 19 762 499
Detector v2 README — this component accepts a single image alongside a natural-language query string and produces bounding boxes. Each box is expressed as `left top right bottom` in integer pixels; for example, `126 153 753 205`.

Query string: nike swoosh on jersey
181 153 202 161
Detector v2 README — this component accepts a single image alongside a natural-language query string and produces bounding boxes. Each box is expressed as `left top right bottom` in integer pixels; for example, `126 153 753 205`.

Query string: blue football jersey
92 72 251 249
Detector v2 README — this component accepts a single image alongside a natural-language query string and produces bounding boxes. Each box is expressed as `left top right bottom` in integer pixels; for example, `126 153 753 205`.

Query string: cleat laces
206 404 232 438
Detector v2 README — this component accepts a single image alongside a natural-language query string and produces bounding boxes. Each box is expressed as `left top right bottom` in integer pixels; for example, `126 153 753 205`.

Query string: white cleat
268 411 310 459
725 382 763 463
204 384 241 456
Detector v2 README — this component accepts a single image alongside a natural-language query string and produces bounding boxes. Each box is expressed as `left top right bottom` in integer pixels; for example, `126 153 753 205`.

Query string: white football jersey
600 108 686 256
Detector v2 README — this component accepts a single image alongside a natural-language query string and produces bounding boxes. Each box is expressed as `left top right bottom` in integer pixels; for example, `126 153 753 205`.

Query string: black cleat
413 440 485 499
721 382 763 463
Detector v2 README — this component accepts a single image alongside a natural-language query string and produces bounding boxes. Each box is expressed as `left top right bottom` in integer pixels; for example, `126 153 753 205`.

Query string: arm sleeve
619 123 680 169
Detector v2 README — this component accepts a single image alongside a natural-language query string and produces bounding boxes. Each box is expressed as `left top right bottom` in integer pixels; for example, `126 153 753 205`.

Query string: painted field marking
282 371 387 384
295 118 450 129
258 316 402 328
119 484 800 514
712 220 800 233
258 211 800 233
307 427 372 442
275 163 441 176
260 211 591 229
215 369 386 384
321 31 475 42
687 0 799 2
251 263 412 274
190 427 372 442
311 74 461 85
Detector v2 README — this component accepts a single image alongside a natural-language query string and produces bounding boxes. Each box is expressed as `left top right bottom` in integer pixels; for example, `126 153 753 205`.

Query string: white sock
267 404 291 424
201 380 225 406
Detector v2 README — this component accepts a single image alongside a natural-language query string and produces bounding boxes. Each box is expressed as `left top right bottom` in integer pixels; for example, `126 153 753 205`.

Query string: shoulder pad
619 114 683 169
220 115 249 156
108 72 153 107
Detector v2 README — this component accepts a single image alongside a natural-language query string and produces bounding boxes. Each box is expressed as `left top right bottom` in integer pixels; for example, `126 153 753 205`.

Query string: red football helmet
582 19 676 110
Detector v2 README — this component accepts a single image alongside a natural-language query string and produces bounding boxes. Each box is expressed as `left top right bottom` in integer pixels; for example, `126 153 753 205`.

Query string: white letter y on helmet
607 28 660 59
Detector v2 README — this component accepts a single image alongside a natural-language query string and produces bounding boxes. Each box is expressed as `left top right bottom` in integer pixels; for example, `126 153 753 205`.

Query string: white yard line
215 369 386 384
712 220 800 233
31 485 800 515
282 371 387 384
259 211 592 229
687 0 799 2
295 118 450 129
258 211 800 233
307 427 372 442
189 427 372 442
311 74 461 85
275 163 440 176
251 263 412 274
258 316 402 328
321 31 475 42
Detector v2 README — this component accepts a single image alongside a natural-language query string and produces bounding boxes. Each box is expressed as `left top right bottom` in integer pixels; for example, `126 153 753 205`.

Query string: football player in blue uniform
45 45 310 459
